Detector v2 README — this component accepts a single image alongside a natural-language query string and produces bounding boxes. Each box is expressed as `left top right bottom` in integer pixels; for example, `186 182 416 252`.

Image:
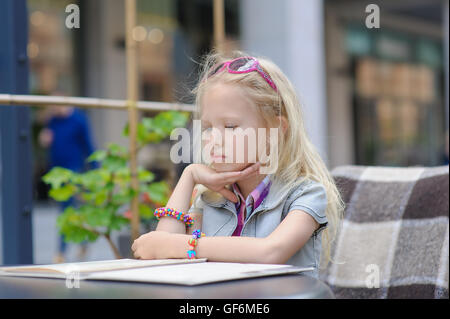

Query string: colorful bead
187 250 196 259
186 229 205 259
192 229 205 240
153 207 194 228
188 238 198 247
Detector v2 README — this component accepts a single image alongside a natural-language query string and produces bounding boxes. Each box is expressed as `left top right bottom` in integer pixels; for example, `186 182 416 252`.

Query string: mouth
211 154 226 161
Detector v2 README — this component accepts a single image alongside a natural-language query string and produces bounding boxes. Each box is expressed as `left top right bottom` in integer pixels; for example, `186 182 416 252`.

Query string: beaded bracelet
187 229 205 259
153 207 194 228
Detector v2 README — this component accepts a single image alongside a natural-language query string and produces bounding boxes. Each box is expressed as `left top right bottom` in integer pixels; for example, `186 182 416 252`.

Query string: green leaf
42 167 73 189
143 181 169 205
70 172 83 185
137 123 148 144
93 189 108 206
65 227 99 243
144 132 163 144
152 113 172 136
170 111 190 128
138 168 155 183
87 150 107 163
82 205 112 228
80 192 94 203
102 155 127 172
98 168 112 183
107 143 128 157
152 111 189 136
110 215 130 230
49 184 77 202
124 111 189 146
112 188 134 206
77 169 108 191
56 207 100 243
122 123 129 137
138 204 153 218
114 166 130 185
141 117 154 132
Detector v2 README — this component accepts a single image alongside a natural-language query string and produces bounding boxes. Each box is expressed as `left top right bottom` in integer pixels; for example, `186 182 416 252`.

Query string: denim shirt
189 176 328 278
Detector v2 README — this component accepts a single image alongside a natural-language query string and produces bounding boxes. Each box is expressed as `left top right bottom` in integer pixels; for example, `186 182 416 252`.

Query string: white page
0 258 207 276
88 262 314 285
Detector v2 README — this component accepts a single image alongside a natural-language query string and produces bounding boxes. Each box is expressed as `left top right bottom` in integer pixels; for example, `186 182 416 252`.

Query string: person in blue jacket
39 104 98 263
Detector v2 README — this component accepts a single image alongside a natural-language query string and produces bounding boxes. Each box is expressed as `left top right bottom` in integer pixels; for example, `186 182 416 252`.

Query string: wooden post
125 0 140 243
213 0 225 54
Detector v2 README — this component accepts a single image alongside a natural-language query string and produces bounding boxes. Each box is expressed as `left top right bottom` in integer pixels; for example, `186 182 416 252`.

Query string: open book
0 258 313 285
0 258 207 280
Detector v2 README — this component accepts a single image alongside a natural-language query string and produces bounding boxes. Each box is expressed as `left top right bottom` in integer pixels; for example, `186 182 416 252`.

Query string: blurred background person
38 97 98 263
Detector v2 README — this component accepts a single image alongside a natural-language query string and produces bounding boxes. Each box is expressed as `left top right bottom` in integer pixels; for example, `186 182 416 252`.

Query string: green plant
42 111 190 258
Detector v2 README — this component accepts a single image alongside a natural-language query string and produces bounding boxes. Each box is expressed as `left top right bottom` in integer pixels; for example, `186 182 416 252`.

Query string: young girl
131 50 345 277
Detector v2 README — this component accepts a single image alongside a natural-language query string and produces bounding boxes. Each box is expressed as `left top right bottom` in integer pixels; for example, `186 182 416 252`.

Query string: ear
277 115 289 135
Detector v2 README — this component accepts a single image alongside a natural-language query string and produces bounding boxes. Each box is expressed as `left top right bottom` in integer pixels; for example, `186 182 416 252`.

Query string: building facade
27 0 449 181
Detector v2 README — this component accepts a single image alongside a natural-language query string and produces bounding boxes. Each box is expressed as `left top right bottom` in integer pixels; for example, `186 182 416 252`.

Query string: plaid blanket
319 165 449 299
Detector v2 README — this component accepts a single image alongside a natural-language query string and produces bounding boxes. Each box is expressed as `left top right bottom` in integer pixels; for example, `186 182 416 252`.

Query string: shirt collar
200 174 291 213
231 174 272 211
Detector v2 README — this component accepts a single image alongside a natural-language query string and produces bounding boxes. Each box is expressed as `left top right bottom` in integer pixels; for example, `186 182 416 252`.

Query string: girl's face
200 83 268 173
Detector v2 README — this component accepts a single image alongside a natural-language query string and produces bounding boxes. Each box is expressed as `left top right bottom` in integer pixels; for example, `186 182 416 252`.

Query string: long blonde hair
190 49 345 267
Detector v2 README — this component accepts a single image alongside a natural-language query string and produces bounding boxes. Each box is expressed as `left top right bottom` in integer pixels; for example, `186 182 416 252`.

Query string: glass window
28 0 79 95
28 0 81 201
136 0 241 108
348 26 445 166
134 0 241 182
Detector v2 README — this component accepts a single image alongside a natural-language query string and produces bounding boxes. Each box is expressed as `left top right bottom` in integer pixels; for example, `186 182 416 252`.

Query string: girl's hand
187 162 261 203
132 231 172 260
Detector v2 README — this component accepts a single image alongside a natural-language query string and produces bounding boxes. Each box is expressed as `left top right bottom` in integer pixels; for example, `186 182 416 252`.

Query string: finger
241 162 261 175
213 162 261 186
217 171 243 184
224 162 261 183
131 239 138 251
218 188 239 203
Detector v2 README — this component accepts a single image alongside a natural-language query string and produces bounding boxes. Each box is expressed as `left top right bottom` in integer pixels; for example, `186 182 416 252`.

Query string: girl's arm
136 209 319 264
155 165 195 234
155 163 260 235
193 210 319 264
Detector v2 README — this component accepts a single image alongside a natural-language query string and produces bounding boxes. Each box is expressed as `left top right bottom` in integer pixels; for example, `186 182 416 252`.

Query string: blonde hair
190 49 345 267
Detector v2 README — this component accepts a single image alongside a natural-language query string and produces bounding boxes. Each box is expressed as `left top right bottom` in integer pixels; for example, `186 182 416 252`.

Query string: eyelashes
201 125 238 132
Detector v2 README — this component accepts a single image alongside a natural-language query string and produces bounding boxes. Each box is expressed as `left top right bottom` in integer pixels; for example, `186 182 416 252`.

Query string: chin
211 161 250 172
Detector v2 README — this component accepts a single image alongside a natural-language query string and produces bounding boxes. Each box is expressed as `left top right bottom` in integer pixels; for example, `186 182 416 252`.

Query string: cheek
228 130 261 163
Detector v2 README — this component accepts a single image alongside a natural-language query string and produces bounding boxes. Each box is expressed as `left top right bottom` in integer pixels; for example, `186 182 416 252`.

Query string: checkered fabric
319 165 449 299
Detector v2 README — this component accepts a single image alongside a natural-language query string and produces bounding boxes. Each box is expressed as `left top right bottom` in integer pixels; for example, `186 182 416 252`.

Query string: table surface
0 272 335 299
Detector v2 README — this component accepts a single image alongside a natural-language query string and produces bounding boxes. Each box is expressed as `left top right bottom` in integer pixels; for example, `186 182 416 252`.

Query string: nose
203 127 227 159
207 127 225 148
